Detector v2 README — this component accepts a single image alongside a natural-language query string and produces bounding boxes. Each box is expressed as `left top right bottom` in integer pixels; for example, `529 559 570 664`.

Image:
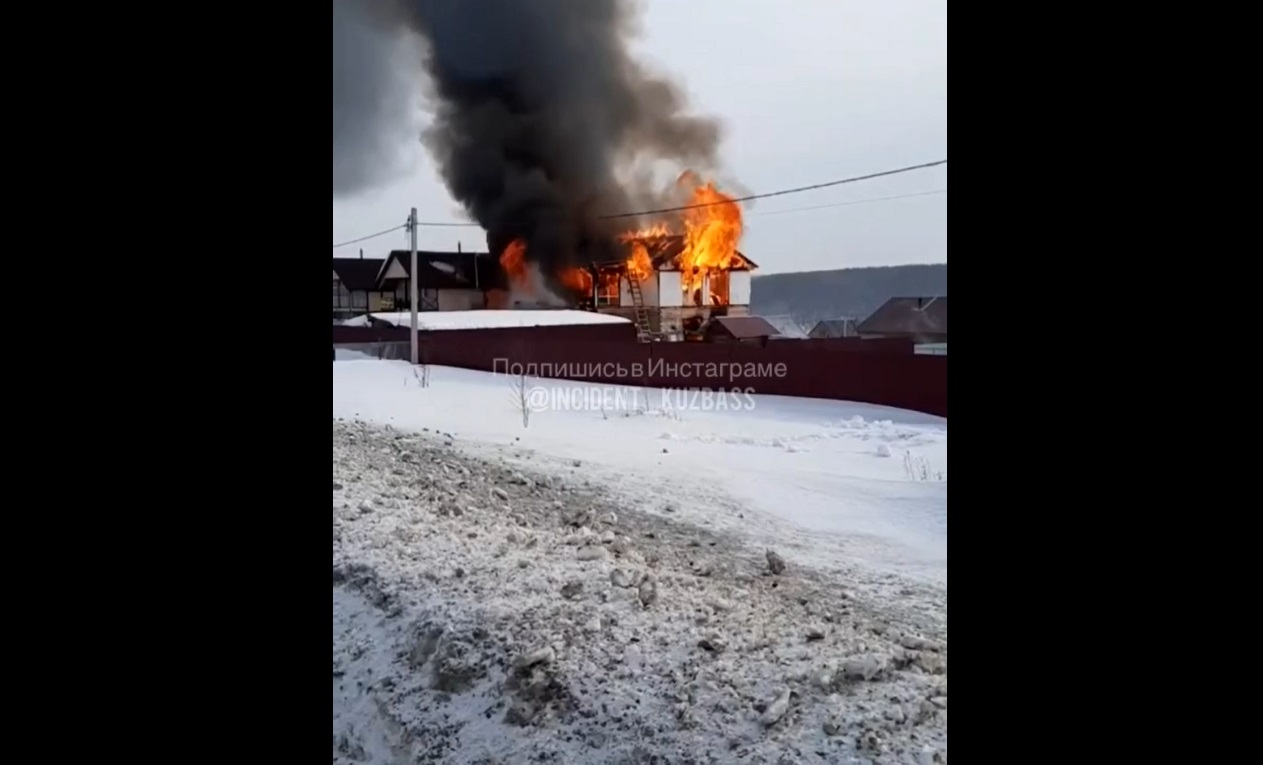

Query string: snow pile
351 309 631 331
333 421 947 764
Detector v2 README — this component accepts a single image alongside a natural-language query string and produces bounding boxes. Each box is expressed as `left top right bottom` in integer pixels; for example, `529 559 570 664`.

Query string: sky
331 0 947 275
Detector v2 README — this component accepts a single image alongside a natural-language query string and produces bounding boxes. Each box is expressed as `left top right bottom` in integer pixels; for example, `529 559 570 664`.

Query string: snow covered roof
352 310 631 331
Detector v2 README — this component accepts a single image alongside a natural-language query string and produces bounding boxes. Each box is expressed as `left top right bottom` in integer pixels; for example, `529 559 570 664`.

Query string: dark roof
332 258 387 292
761 314 809 339
856 297 947 338
808 318 859 338
705 316 781 340
589 235 758 271
428 251 508 290
378 250 506 291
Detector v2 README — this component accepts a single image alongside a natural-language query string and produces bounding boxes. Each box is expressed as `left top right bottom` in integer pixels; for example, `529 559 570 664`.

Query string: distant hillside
751 263 947 330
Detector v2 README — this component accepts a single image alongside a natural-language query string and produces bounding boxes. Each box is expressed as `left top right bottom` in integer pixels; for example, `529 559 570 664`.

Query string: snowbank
333 422 948 764
347 310 630 331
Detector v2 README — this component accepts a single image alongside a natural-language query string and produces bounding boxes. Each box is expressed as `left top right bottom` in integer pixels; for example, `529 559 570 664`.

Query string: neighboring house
581 235 758 338
376 250 505 312
856 297 947 343
333 258 392 321
760 314 809 340
702 316 780 346
808 318 860 339
333 251 506 321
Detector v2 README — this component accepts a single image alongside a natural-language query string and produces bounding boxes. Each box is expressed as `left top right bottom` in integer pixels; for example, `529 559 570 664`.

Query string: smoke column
331 0 725 288
332 1 424 197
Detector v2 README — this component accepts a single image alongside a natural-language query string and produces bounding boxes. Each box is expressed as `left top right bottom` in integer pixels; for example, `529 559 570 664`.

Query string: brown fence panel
334 323 946 417
332 325 410 344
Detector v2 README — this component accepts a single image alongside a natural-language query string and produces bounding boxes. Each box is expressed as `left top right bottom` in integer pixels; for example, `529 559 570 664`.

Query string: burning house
495 174 758 341
335 1 760 341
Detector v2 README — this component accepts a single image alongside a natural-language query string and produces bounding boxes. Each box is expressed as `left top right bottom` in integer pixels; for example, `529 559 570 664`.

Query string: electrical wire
332 159 947 245
596 159 947 220
748 189 946 218
332 224 407 249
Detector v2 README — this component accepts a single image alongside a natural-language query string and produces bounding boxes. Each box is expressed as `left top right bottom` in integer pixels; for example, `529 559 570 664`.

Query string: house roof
705 316 781 340
332 258 387 292
809 318 859 338
378 250 506 291
760 314 809 339
588 235 758 271
856 297 947 337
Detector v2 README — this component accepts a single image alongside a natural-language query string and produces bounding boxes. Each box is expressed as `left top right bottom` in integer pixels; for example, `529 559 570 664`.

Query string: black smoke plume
332 1 422 197
332 0 725 290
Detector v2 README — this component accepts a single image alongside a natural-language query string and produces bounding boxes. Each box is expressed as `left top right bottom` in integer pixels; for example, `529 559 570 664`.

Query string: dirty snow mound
333 421 947 764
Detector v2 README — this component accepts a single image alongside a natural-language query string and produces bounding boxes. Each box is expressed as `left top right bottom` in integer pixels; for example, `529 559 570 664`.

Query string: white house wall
641 273 659 307
730 271 752 305
437 289 482 311
621 273 659 306
382 259 408 280
658 271 683 307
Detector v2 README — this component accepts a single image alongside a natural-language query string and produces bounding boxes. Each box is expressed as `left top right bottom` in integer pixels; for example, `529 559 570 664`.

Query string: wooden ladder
625 275 654 342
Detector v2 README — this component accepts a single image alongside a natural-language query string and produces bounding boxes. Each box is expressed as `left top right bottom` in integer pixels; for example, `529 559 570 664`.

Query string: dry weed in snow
333 420 947 764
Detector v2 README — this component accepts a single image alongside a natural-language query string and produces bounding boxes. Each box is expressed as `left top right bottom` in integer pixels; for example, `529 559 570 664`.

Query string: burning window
596 270 621 306
560 268 593 298
709 271 730 306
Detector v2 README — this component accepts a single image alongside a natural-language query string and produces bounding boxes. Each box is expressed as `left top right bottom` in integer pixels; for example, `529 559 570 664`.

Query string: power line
412 220 479 228
331 159 948 245
597 159 947 220
749 189 947 218
332 224 407 249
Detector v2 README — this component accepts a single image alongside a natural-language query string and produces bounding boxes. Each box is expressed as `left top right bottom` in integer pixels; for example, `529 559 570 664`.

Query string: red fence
333 323 946 417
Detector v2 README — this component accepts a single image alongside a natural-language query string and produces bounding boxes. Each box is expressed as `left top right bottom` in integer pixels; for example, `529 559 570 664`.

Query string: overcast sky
331 0 946 275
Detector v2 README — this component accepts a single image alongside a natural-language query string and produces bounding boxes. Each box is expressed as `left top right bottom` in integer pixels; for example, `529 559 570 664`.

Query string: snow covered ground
333 358 947 764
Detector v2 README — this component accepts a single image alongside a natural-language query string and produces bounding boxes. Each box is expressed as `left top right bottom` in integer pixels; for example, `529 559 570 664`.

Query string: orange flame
618 222 671 243
615 172 748 301
597 270 621 300
492 175 748 306
677 172 745 295
626 242 654 282
559 267 592 295
499 239 532 292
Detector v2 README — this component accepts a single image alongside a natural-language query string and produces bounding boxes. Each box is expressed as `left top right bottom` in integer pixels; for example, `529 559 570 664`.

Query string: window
333 277 348 308
596 271 621 306
708 271 731 306
351 292 367 309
